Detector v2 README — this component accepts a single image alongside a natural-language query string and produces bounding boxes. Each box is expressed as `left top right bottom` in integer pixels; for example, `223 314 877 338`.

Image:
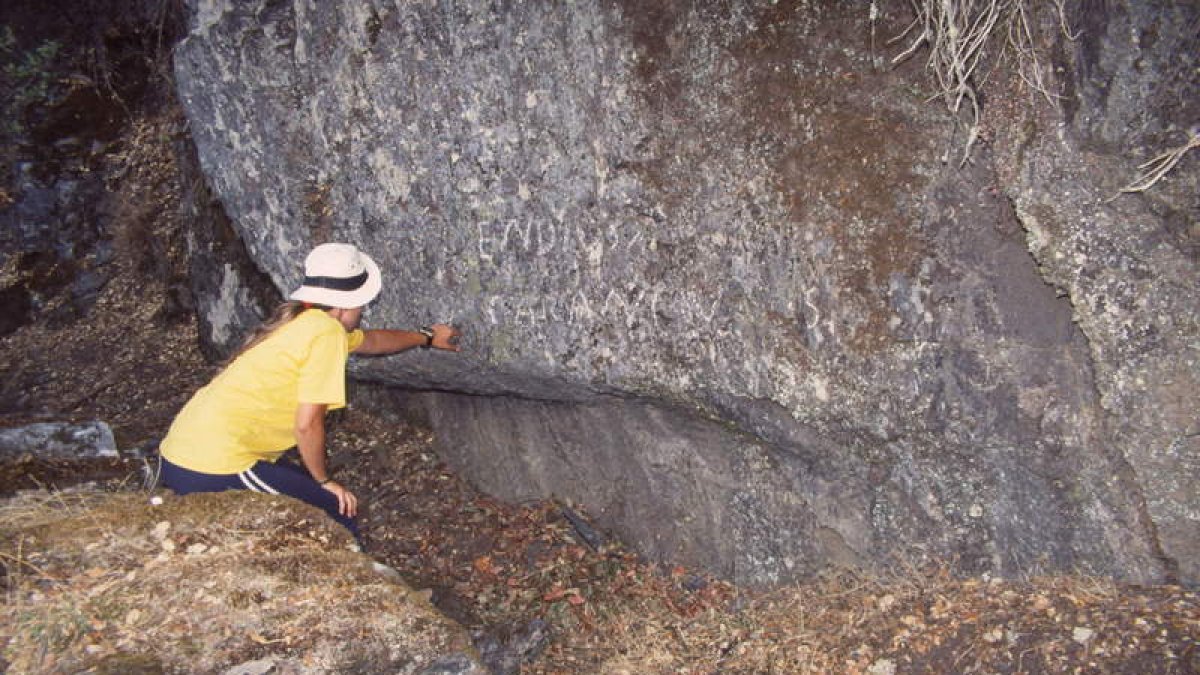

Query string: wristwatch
418 326 434 348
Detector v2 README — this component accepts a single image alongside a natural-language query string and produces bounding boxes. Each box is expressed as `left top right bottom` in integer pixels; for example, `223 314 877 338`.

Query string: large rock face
173 0 1197 585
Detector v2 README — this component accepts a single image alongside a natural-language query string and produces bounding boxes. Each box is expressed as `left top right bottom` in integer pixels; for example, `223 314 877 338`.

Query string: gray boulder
0 421 118 460
173 0 1197 585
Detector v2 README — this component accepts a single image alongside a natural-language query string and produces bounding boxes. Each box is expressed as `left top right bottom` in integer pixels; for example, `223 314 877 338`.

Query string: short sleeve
297 329 349 405
346 329 365 353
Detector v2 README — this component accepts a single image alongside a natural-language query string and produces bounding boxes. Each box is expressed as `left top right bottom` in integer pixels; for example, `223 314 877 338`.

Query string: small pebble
868 658 896 675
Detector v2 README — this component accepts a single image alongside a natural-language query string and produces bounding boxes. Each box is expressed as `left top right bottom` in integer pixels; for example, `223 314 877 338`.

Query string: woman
159 242 460 540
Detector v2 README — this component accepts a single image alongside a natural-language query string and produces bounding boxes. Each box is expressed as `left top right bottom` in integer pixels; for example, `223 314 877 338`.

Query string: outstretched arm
353 323 461 355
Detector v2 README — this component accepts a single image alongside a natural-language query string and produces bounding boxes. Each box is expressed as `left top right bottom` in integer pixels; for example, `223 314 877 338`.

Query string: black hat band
301 270 369 292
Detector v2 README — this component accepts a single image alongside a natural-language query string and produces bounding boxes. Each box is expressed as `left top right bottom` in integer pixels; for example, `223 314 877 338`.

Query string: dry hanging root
888 0 1076 164
1119 130 1200 194
889 0 1004 162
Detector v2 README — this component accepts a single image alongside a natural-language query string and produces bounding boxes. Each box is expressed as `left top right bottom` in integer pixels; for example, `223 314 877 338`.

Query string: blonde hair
224 300 326 365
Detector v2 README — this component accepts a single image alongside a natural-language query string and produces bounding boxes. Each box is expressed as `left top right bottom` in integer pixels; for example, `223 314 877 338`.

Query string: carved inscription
472 218 728 332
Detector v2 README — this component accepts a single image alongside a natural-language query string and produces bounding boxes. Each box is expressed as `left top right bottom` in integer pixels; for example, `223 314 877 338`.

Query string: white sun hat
288 243 383 309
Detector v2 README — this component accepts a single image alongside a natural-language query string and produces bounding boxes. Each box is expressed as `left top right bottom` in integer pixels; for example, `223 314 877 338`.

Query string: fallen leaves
473 554 498 577
247 630 288 646
542 586 586 606
327 411 1200 673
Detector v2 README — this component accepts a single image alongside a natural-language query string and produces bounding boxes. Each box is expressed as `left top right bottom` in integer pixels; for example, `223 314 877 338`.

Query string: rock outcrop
0 420 117 459
173 0 1198 585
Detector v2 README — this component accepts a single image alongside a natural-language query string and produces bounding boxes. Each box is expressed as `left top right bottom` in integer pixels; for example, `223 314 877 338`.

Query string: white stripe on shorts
239 469 279 495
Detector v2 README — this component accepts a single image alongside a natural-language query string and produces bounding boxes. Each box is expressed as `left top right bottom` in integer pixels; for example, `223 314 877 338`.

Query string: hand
321 480 359 517
430 323 462 352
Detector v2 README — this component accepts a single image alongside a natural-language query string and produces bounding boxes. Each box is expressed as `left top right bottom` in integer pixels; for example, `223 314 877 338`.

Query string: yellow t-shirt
161 309 365 474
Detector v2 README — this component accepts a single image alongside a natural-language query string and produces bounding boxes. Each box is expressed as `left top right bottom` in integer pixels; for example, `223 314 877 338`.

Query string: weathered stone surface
0 420 117 459
173 0 1197 585
986 1 1200 583
175 131 281 359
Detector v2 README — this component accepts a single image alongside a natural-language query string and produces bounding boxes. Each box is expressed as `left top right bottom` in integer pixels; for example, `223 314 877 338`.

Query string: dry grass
0 487 483 674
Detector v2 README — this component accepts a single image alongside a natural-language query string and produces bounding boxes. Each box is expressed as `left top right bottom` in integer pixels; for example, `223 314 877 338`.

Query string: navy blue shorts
160 455 359 540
